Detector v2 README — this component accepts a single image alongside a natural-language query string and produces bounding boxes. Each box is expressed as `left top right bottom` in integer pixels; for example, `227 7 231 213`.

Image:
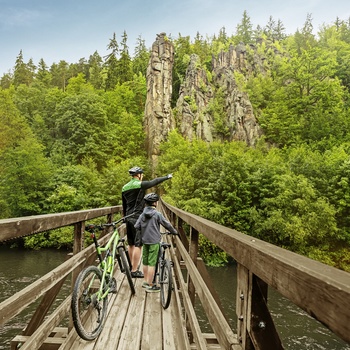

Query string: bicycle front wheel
160 259 173 309
118 246 135 295
71 265 108 340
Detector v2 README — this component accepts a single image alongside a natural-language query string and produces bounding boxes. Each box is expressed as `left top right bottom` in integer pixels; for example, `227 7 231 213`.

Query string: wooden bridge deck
12 269 232 350
62 271 188 350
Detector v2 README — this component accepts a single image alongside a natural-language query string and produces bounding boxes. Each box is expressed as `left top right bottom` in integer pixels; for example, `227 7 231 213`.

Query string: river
0 247 349 349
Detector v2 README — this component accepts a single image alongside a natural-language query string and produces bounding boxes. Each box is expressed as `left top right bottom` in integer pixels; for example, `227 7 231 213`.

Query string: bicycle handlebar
85 213 134 232
103 213 134 227
162 231 179 235
85 224 103 233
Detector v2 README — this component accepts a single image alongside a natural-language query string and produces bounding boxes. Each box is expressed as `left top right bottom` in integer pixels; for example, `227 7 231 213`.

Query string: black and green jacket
121 176 169 217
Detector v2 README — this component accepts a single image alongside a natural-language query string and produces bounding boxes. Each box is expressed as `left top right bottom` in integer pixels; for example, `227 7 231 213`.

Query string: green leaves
157 132 349 269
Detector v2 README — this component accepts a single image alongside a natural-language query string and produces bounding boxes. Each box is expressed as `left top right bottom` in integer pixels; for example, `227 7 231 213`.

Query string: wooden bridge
0 200 349 349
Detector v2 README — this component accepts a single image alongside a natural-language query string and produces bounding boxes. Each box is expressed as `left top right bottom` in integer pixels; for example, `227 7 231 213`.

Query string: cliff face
145 34 263 162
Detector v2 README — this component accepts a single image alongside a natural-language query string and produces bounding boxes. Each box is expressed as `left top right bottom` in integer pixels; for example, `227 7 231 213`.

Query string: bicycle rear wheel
71 265 108 340
160 259 173 309
118 246 135 294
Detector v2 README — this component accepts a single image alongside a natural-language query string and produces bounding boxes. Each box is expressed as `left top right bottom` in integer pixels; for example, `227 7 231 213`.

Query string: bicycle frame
88 214 133 300
90 227 120 299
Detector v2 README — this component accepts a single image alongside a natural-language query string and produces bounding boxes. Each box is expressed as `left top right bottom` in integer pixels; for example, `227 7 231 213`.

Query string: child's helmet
144 193 159 203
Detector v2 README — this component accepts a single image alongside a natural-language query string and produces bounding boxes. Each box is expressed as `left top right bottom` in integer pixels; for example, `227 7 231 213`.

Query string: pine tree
13 50 32 87
117 30 132 83
88 51 104 89
105 32 119 90
236 10 253 44
132 35 149 77
36 58 51 87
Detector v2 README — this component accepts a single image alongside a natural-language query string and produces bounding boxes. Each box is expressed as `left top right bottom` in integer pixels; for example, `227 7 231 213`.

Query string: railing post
73 221 84 255
188 227 199 304
70 221 85 332
237 263 254 350
248 274 284 350
237 263 284 350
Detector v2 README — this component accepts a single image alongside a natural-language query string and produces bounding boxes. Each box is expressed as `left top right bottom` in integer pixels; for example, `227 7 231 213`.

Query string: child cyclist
134 193 177 292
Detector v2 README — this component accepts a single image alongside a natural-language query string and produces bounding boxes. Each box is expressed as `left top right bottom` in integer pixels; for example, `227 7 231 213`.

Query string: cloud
0 7 49 28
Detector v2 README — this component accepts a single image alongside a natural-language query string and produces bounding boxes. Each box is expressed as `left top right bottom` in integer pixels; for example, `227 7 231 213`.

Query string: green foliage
157 132 350 270
199 234 228 267
24 227 73 249
204 88 231 138
52 91 111 167
0 136 53 217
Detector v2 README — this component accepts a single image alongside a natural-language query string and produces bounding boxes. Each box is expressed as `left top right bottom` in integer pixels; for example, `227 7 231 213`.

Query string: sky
1 0 350 76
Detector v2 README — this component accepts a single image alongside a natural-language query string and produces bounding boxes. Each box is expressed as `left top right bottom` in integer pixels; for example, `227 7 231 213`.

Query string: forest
1 12 350 271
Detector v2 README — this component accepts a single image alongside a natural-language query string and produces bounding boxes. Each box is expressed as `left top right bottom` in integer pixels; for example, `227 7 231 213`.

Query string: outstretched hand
167 173 173 179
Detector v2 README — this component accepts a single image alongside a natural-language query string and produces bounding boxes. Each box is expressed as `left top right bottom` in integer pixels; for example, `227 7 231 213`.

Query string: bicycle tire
160 259 173 309
118 246 135 295
71 265 108 340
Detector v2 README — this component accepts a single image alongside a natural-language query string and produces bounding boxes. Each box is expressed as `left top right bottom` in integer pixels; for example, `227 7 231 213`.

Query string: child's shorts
142 243 160 267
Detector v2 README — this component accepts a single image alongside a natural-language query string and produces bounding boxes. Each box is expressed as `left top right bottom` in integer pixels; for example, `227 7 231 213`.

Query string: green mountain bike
71 215 135 340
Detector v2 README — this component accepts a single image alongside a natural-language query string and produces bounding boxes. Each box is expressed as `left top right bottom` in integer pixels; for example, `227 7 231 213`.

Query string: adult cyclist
122 166 173 278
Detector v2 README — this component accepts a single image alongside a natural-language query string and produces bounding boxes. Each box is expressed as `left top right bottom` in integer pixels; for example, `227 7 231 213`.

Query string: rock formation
176 43 262 146
144 33 175 165
144 34 264 164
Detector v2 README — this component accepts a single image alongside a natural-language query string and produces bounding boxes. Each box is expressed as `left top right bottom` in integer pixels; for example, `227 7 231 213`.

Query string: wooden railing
0 206 122 350
160 200 350 349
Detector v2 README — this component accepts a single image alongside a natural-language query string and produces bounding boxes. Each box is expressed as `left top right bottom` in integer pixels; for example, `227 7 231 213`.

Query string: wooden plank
117 279 145 350
11 334 65 349
0 206 122 242
162 201 350 344
166 240 192 349
162 306 177 350
0 254 83 326
91 274 133 350
161 255 177 350
159 245 177 349
57 325 80 350
24 255 72 336
188 227 199 307
141 289 162 350
236 264 253 350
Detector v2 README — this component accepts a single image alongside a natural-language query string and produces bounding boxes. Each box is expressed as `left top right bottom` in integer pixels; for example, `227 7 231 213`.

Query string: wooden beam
23 255 71 336
247 274 283 350
236 264 254 350
0 206 122 242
